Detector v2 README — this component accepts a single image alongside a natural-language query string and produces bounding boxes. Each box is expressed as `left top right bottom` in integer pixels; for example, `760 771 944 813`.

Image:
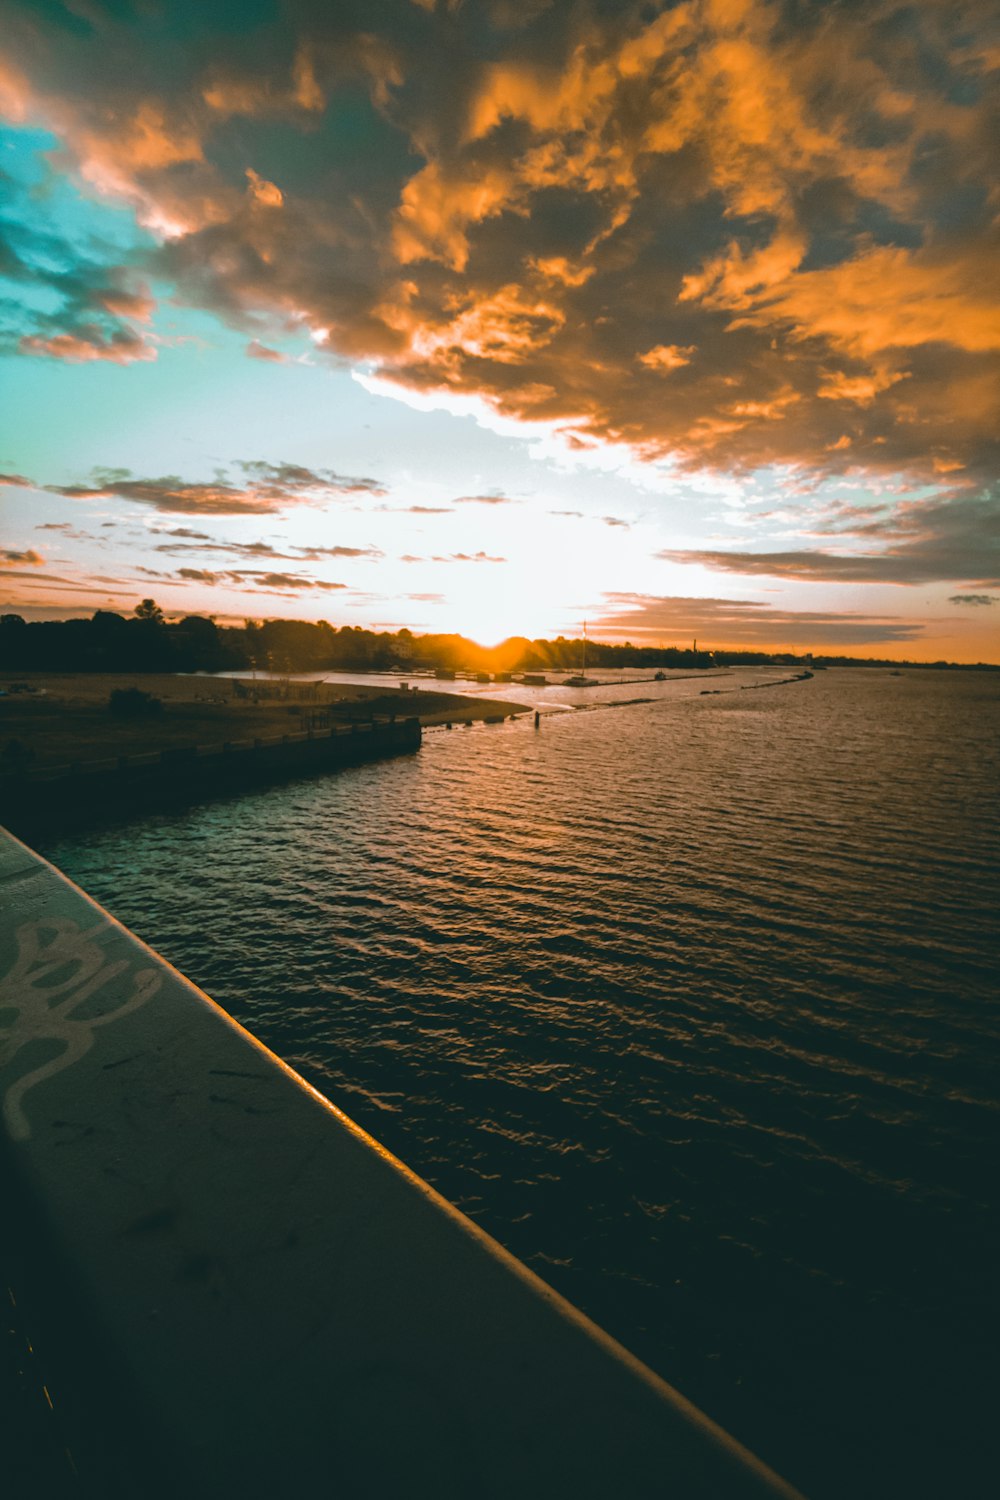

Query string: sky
0 0 997 659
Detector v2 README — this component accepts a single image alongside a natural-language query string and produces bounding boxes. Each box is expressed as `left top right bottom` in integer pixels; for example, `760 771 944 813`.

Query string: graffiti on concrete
0 916 160 1141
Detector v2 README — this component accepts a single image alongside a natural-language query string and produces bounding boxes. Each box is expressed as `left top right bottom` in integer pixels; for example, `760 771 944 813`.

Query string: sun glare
441 585 560 647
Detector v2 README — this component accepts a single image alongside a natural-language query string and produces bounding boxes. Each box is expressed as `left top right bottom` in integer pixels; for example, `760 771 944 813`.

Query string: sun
449 587 557 647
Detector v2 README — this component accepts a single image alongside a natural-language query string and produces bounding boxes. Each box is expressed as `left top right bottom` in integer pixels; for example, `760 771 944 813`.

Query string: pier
0 827 803 1499
0 717 421 837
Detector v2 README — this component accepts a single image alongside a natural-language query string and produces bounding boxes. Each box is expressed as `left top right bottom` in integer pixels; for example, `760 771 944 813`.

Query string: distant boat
654 670 666 681
564 622 598 687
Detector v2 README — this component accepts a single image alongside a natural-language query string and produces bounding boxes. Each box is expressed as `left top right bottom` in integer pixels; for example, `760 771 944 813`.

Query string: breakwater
0 827 802 1499
0 716 420 835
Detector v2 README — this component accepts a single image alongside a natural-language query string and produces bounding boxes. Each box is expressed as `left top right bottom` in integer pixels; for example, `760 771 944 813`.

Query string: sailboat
564 622 598 687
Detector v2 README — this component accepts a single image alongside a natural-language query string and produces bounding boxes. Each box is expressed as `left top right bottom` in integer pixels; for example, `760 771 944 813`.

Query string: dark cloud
241 572 345 591
49 459 386 515
3 0 996 484
176 566 346 592
1 548 43 565
0 165 156 358
157 538 381 561
1 568 132 595
55 475 288 517
949 594 996 606
0 473 34 488
287 543 381 560
20 328 155 364
594 593 926 646
658 493 1000 586
236 460 384 496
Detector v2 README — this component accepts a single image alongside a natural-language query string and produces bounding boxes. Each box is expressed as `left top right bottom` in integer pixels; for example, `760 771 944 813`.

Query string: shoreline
0 672 527 837
0 671 528 771
0 718 423 839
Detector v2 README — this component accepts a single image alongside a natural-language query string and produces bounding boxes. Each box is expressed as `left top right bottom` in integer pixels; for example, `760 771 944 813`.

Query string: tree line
0 602 989 673
0 602 721 673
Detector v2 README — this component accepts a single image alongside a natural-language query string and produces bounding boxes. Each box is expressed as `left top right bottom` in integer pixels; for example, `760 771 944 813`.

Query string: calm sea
40 668 1000 1499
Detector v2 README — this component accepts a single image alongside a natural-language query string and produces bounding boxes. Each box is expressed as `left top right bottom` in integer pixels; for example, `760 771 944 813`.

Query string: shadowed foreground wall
0 828 803 1499
0 716 421 837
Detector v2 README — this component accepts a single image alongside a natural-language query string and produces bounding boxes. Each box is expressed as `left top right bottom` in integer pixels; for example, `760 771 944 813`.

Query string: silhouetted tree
0 608 978 675
170 615 225 670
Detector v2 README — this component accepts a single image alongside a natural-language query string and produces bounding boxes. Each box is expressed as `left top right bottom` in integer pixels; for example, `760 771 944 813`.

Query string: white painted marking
0 917 160 1141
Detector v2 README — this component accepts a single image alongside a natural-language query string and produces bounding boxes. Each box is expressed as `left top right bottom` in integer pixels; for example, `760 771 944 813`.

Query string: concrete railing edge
0 825 806 1499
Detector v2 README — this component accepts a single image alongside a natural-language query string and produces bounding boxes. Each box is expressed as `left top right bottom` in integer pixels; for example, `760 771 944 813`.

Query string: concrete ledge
0 829 803 1499
0 718 420 837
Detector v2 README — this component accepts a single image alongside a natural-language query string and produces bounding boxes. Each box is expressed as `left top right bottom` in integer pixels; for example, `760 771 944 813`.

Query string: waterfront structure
0 718 421 838
0 827 802 1499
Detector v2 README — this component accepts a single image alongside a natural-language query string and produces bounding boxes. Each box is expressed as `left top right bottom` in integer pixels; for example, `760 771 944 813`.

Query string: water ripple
41 667 1000 1500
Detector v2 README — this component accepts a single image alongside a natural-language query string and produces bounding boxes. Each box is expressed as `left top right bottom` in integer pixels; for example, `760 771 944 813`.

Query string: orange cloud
530 257 595 287
19 331 156 363
203 76 271 116
723 241 1000 358
415 283 565 366
96 286 156 324
818 368 907 405
657 492 1000 586
0 54 31 123
465 51 618 143
66 102 206 236
679 229 808 308
49 461 386 515
393 161 516 270
639 344 695 373
2 0 997 485
594 591 926 647
292 47 326 112
245 168 283 207
246 340 289 362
